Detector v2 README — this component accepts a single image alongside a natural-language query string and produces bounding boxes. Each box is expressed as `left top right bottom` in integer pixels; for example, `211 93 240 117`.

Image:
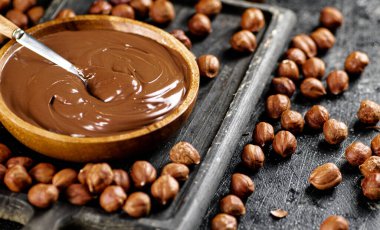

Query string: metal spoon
0 15 86 83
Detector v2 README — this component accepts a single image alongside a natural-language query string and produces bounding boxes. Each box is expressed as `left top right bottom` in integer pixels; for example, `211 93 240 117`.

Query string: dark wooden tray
0 0 295 229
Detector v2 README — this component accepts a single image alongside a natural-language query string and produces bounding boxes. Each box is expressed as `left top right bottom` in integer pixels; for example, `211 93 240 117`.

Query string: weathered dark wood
0 0 295 229
200 0 380 229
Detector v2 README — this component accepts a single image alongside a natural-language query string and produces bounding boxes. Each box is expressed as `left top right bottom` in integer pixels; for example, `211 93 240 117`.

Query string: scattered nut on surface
211 213 237 230
220 195 246 217
271 77 296 97
291 34 317 58
111 4 135 19
310 27 336 51
151 175 179 205
188 13 212 37
277 59 299 81
345 142 372 167
130 160 157 188
130 0 152 18
357 100 380 125
320 215 349 230
29 163 56 184
78 163 93 185
197 54 220 79
4 165 32 192
371 134 380 156
240 8 265 32
99 185 127 212
281 110 305 134
361 173 380 200
241 144 265 171
344 51 370 75
230 30 257 53
304 105 330 130
170 29 192 49
195 0 222 17
309 162 342 190
265 94 291 119
323 119 348 145
52 168 78 190
319 6 344 30
302 57 325 79
0 164 6 181
0 0 9 11
123 192 151 218
0 143 11 163
27 6 44 25
170 142 201 166
161 163 189 181
300 78 327 100
150 0 175 24
230 173 254 199
86 163 114 194
6 156 33 169
270 209 288 218
272 131 297 158
13 0 36 12
88 0 112 15
326 70 349 95
359 156 380 177
28 184 59 208
252 122 274 148
6 10 28 29
112 169 130 192
285 48 307 66
55 8 76 19
66 184 93 206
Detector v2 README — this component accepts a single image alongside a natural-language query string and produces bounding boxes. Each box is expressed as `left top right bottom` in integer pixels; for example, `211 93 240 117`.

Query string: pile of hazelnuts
0 141 201 218
1 0 47 41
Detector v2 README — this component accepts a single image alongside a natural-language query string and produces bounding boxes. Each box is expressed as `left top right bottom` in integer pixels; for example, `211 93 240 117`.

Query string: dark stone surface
200 0 380 229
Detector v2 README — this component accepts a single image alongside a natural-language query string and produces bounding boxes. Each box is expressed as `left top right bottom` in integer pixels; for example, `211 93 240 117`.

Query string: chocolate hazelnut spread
0 30 188 137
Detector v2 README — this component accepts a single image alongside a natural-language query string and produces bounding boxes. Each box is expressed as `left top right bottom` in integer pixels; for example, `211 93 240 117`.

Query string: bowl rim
0 15 199 143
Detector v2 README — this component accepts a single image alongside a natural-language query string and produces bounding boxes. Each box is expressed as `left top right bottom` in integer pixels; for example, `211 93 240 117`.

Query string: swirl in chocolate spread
0 30 187 137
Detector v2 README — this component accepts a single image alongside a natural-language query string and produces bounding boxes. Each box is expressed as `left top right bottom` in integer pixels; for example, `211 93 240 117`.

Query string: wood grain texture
200 0 380 229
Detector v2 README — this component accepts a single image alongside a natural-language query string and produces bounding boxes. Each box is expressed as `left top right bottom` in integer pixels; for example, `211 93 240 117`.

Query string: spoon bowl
0 15 199 162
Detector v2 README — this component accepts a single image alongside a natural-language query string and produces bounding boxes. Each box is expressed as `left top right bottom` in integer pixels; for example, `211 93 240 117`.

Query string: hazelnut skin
291 34 317 58
151 175 179 205
0 0 10 11
27 6 44 25
130 161 157 188
170 29 192 49
323 119 348 145
326 70 349 95
371 134 380 156
111 4 135 19
27 184 59 208
52 168 78 190
320 215 349 230
130 0 152 18
150 0 175 24
170 142 201 166
277 59 300 81
361 173 380 200
112 169 130 192
310 27 336 51
197 54 220 79
66 184 93 206
55 9 76 19
230 30 257 53
161 163 190 181
272 131 297 158
319 7 344 30
271 77 296 97
309 162 342 190
281 110 305 134
241 144 265 171
300 78 327 100
6 10 28 29
29 163 56 184
123 192 151 218
304 105 330 130
195 0 222 17
0 143 11 163
344 51 370 75
230 173 255 199
359 156 380 177
6 156 33 169
99 185 127 213
88 0 112 15
13 0 36 12
252 122 274 148
285 48 307 66
265 94 291 119
345 142 372 167
211 214 237 230
241 8 265 32
219 194 246 216
0 164 6 181
302 57 325 79
4 165 32 192
78 163 93 185
357 100 380 125
188 13 212 37
85 163 114 194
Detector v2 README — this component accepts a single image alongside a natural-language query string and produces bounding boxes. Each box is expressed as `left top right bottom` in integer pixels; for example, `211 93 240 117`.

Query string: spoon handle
0 14 19 39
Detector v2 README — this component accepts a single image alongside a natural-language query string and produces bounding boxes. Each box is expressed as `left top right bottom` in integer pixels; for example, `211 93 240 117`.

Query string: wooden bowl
0 15 199 162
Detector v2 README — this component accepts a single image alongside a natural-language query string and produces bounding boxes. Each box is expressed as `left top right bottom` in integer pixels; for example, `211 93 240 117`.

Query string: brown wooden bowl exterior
0 15 199 162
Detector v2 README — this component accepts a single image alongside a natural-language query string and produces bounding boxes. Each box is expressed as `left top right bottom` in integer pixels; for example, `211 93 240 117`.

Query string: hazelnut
99 185 127 212
285 48 307 66
0 164 6 181
309 162 342 190
29 163 56 184
88 0 112 15
6 10 28 29
130 161 157 188
130 0 152 18
4 165 32 192
170 29 192 49
305 105 330 130
86 163 114 193
55 9 76 19
111 4 135 19
320 7 343 30
241 8 265 32
151 175 179 205
230 173 255 199
359 156 380 177
361 173 380 200
241 144 265 171
265 94 291 119
195 0 222 17
13 0 36 12
320 215 349 230
323 119 348 145
252 122 274 148
281 110 305 134
277 59 300 81
150 0 175 24
188 13 212 37
26 6 44 25
357 100 380 125
170 141 201 165
302 57 325 79
345 142 372 167
112 169 130 192
371 134 380 156
52 168 78 190
27 184 59 208
66 184 93 206
271 77 296 97
0 0 10 11
78 163 93 185
220 194 246 216
326 70 349 95
344 51 370 75
211 213 237 230
197 54 220 79
123 192 151 218
272 131 297 158
110 0 130 4
161 163 190 181
230 30 257 53
300 78 327 99
291 34 317 58
0 143 11 163
310 28 336 51
6 156 33 169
